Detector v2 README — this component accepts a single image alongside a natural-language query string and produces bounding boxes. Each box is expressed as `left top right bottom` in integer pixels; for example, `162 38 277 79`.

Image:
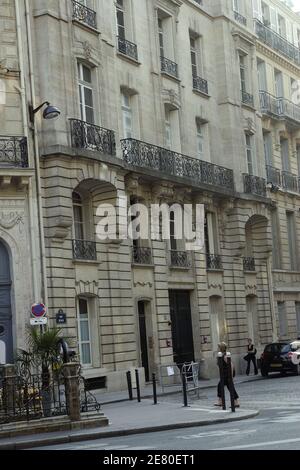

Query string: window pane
80 320 90 341
79 298 88 315
82 66 92 84
84 87 93 108
81 343 91 365
85 106 94 124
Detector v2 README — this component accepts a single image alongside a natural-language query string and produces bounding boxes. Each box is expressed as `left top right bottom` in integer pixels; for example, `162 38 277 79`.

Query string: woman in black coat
245 338 258 376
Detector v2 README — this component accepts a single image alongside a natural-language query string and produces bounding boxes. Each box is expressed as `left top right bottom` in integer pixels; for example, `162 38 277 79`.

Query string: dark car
260 342 299 377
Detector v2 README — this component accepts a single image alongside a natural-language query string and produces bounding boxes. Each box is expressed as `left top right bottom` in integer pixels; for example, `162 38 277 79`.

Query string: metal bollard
182 371 188 407
126 371 133 401
152 373 158 405
135 369 141 403
226 353 235 413
217 352 226 410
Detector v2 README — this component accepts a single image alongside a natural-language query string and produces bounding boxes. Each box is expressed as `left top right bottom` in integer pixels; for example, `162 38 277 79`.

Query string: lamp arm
32 101 50 114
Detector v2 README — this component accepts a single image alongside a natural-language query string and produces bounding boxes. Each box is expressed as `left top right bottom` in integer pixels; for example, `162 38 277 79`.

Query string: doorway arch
0 240 12 364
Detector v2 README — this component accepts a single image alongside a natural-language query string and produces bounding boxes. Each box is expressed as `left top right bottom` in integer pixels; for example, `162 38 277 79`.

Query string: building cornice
256 41 300 74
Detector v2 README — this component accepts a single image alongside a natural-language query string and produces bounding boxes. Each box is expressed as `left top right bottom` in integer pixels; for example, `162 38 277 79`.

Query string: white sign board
30 318 48 326
167 366 175 376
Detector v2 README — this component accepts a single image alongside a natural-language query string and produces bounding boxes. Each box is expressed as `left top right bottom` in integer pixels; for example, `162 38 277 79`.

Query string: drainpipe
24 0 48 309
266 254 278 342
14 0 38 302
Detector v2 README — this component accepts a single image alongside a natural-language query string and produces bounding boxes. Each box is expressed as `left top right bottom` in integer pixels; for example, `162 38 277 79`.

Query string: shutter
252 0 262 22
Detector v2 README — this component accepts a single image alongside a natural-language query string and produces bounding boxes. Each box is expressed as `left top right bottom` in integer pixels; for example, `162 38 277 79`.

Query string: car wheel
261 368 268 377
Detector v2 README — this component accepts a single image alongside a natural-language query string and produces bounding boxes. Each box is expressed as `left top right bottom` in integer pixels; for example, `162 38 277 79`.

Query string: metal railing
241 90 254 106
278 98 300 124
255 19 300 67
117 36 138 61
243 174 267 197
266 165 281 186
160 56 179 78
121 138 235 193
243 257 256 272
193 76 209 95
206 254 223 270
0 136 28 167
72 239 97 261
281 171 299 192
132 246 153 265
234 11 247 26
72 0 97 29
170 250 191 268
259 91 300 126
69 119 116 156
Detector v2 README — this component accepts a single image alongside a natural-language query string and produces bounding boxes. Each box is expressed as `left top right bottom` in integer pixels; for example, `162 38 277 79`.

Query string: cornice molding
256 42 300 75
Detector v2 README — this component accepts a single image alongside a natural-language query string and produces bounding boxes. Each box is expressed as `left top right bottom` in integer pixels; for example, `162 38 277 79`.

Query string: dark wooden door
169 290 195 365
138 301 150 382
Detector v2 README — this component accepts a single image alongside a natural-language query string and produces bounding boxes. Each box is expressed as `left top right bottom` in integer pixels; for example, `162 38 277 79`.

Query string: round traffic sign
31 303 46 318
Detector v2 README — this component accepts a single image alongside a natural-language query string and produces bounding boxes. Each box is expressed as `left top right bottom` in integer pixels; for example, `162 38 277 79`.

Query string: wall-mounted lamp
29 101 61 123
266 182 279 193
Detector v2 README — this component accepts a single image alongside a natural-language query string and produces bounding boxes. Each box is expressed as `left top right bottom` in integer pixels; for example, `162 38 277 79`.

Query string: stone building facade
1 0 300 390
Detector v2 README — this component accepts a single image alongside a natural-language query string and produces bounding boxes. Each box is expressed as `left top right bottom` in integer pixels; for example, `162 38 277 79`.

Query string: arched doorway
0 241 12 364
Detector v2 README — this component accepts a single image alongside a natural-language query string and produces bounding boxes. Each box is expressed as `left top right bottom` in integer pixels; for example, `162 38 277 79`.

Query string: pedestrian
215 342 240 408
244 338 258 376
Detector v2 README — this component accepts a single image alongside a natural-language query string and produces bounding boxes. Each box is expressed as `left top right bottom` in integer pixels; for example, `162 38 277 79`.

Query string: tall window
73 192 84 240
78 63 94 123
275 70 283 98
261 1 269 25
278 14 286 38
280 139 290 171
116 0 125 39
165 108 171 149
286 211 298 271
78 298 92 365
158 18 164 58
257 59 267 91
190 36 197 77
170 210 177 251
271 209 281 269
239 54 247 94
245 134 254 175
205 212 218 255
196 121 204 159
263 132 273 166
122 92 133 138
277 301 288 337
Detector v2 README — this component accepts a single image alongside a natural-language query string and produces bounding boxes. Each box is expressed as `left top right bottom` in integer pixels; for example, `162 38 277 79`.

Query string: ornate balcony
193 76 208 95
117 37 138 61
255 20 300 67
266 165 281 186
259 91 280 117
206 254 223 271
259 91 300 127
0 137 28 168
72 0 97 29
281 171 299 192
241 90 254 107
170 250 191 268
243 174 267 197
132 246 153 265
234 11 247 26
70 119 116 156
72 240 97 261
243 257 256 272
160 56 178 79
121 138 235 194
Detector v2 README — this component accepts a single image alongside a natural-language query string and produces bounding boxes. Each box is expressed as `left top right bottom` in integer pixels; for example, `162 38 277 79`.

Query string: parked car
260 342 300 377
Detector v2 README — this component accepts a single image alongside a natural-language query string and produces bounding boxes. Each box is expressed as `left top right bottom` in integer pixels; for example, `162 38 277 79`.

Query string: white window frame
158 17 164 58
78 63 94 124
196 121 204 159
245 134 254 175
116 0 126 39
122 92 133 139
78 297 92 367
72 192 85 241
165 109 171 149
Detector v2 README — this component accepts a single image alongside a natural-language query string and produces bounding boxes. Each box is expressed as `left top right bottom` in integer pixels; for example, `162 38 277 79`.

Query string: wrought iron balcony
241 90 254 107
193 76 208 95
234 11 247 26
255 20 300 66
132 246 153 265
160 56 178 79
206 254 223 271
266 165 281 186
117 37 138 61
70 119 116 156
72 239 97 261
259 91 280 117
0 136 28 168
72 0 97 29
259 91 300 127
281 171 299 192
243 174 267 197
243 257 256 272
121 138 235 193
170 250 191 268
278 98 300 126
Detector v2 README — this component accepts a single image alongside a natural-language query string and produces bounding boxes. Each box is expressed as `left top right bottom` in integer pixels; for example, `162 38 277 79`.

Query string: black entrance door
169 290 195 365
0 241 12 364
138 301 150 382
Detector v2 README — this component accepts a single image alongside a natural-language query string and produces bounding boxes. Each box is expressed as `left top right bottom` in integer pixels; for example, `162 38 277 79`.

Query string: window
297 145 300 175
158 18 164 58
271 210 281 269
204 212 218 255
165 109 171 149
253 0 263 22
280 139 290 171
245 134 254 175
116 0 125 39
291 78 297 103
239 54 247 94
257 59 267 92
261 1 270 26
122 92 133 138
277 302 288 337
73 192 84 240
190 36 197 78
78 298 92 365
78 63 94 124
196 120 204 159
170 210 177 251
274 70 283 98
286 211 298 271
296 302 300 337
278 14 286 38
263 132 273 166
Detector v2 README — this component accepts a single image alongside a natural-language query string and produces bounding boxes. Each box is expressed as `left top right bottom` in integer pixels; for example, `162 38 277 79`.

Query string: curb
0 410 259 450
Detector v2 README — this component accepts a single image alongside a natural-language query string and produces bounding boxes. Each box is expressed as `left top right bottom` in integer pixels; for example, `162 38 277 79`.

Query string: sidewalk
0 374 261 450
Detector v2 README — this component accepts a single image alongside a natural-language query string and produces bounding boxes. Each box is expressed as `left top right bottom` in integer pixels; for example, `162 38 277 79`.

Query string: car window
264 345 273 353
281 344 291 353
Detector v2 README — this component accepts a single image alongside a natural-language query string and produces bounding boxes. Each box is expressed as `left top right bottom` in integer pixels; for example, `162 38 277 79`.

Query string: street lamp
29 101 61 122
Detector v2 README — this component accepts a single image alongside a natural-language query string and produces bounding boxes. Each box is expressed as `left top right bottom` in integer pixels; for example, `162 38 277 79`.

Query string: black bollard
152 373 158 405
226 354 235 413
135 369 141 403
182 371 188 407
126 371 133 401
217 353 226 410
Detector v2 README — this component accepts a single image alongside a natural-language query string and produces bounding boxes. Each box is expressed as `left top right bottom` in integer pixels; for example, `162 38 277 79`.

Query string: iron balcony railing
266 165 281 186
243 174 267 197
70 119 116 156
170 250 191 268
193 76 209 95
259 91 280 116
0 136 28 167
241 90 254 107
281 171 299 192
117 36 138 61
206 254 223 271
72 0 97 29
72 240 97 261
132 246 153 265
278 98 300 124
234 11 247 26
260 91 300 126
160 56 179 79
121 138 235 193
255 20 300 66
243 257 256 272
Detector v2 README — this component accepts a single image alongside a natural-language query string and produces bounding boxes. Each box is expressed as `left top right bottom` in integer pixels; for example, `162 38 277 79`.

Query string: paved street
32 374 300 450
